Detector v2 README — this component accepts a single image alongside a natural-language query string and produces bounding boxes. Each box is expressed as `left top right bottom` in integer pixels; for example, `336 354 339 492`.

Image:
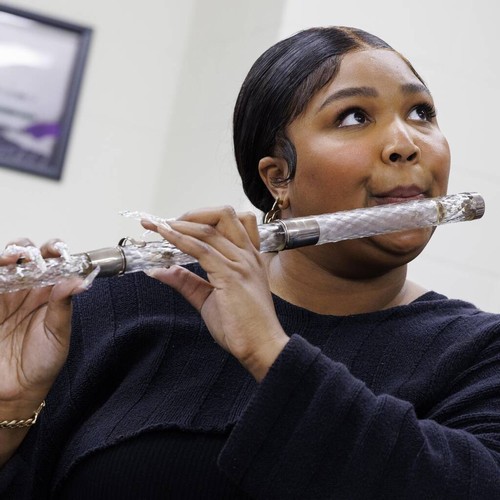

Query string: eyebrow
401 82 432 97
317 86 377 113
316 83 432 114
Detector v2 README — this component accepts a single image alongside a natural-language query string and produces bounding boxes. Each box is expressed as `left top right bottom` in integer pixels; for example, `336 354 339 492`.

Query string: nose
381 119 421 165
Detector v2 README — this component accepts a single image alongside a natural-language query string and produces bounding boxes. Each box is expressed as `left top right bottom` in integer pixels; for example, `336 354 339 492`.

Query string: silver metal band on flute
280 218 321 249
83 246 126 277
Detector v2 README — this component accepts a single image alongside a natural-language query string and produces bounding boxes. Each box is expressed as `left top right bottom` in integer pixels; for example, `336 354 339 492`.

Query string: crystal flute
0 192 485 294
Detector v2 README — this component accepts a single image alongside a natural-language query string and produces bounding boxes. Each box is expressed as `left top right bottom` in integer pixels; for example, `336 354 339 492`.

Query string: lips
372 186 426 205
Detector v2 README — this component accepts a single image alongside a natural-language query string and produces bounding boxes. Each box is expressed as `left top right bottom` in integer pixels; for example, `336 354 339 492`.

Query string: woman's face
278 49 451 274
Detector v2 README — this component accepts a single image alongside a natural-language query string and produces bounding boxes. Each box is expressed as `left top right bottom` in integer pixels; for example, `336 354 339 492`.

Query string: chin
369 227 433 258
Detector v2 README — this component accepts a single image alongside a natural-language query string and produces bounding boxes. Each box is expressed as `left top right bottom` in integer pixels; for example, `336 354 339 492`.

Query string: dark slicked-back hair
233 27 407 213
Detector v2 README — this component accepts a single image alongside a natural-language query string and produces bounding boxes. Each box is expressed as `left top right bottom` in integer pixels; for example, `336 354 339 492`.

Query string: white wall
150 0 286 217
1 0 499 311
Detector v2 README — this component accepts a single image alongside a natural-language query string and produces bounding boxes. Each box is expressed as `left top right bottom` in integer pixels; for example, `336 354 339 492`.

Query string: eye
337 108 369 127
408 103 437 122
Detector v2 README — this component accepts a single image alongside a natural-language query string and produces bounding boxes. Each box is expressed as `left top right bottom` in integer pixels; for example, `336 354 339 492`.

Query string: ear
258 156 290 209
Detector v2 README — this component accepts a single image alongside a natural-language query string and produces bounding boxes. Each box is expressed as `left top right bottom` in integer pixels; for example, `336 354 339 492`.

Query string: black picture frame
0 5 92 180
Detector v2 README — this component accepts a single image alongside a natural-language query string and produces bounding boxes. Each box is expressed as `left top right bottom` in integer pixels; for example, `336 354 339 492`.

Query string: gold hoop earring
264 198 282 223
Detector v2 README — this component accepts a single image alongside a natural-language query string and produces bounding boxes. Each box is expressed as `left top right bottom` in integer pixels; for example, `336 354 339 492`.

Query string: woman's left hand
142 207 289 381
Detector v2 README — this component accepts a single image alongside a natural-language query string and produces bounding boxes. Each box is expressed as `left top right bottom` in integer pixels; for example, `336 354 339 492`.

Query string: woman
0 27 499 499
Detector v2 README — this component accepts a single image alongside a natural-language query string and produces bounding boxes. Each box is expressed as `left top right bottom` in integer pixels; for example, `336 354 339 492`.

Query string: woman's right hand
0 239 87 424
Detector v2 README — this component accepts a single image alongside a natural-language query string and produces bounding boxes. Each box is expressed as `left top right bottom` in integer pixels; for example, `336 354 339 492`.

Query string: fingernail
138 216 156 227
145 266 171 278
158 222 173 232
81 266 100 290
54 241 71 261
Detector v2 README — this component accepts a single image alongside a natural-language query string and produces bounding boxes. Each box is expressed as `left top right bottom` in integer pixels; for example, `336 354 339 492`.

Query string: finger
1 242 45 271
0 238 34 266
146 266 213 312
4 237 35 249
155 222 231 271
140 219 161 232
0 253 20 267
238 212 260 250
142 207 259 251
40 239 66 259
177 206 257 251
165 220 246 262
44 276 89 344
1 238 69 272
142 207 260 268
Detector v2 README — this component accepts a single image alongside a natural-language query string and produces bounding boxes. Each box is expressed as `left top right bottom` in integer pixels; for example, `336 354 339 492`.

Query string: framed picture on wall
0 5 92 180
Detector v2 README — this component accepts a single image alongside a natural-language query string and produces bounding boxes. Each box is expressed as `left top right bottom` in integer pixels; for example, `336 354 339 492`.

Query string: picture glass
0 8 91 179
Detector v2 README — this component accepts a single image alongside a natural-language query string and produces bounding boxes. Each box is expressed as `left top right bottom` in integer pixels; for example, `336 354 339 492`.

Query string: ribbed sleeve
220 334 500 499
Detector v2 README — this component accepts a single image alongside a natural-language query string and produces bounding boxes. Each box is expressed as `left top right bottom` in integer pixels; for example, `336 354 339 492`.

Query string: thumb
44 278 86 344
146 266 213 312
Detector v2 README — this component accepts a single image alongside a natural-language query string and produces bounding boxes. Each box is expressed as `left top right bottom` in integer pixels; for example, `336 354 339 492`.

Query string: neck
264 251 426 316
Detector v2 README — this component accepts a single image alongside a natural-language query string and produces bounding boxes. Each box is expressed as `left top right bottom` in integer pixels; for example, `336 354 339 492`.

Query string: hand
142 207 289 381
0 239 87 417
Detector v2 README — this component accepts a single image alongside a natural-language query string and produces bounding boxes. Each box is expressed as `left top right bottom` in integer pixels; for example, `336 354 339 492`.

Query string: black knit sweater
1 265 499 499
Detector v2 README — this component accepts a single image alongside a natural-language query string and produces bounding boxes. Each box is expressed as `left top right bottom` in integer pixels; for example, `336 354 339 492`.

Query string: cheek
288 137 374 216
294 137 371 188
423 134 451 189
